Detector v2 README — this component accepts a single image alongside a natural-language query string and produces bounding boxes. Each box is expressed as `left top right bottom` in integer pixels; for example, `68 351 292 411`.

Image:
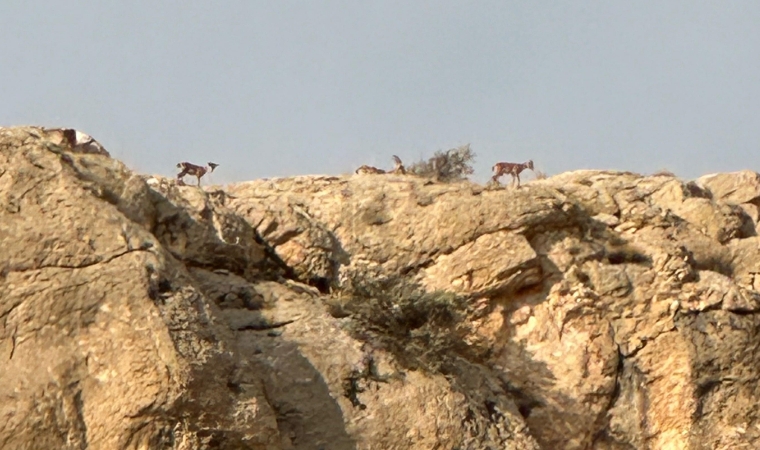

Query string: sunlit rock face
2 125 760 449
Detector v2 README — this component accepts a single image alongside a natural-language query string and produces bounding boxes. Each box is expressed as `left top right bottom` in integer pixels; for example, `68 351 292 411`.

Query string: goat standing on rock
491 160 534 187
176 161 219 186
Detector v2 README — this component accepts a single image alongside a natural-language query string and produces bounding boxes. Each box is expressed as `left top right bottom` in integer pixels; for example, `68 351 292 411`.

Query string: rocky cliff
2 126 760 450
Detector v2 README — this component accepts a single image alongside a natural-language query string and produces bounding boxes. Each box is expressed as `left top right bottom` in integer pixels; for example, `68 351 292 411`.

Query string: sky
2 1 760 185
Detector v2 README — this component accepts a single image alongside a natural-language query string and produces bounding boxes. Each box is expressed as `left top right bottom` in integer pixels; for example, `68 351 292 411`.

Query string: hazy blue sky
2 1 760 184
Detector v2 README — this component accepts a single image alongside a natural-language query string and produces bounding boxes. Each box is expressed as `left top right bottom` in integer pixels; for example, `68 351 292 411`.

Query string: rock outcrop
225 169 760 450
3 126 760 449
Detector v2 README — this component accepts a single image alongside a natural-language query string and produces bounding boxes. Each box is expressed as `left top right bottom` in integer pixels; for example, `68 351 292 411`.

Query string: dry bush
408 144 476 183
534 170 548 180
336 273 527 447
339 272 483 374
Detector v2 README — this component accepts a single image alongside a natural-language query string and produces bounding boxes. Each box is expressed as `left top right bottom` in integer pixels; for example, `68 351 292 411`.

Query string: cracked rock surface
226 169 760 449
3 126 760 449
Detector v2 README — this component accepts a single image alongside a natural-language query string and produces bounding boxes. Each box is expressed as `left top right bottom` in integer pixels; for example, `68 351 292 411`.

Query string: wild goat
355 155 406 175
355 164 385 175
491 160 534 187
391 155 406 174
176 161 219 186
44 127 110 156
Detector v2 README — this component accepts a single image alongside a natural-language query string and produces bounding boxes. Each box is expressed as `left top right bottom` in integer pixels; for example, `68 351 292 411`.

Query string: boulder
697 170 760 205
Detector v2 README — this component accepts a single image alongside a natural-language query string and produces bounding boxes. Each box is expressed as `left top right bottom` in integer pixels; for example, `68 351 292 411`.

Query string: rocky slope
2 126 760 449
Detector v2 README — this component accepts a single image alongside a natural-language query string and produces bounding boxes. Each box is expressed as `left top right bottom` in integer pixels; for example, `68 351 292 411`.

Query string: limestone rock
0 126 280 449
226 175 578 294
697 170 760 205
4 125 760 449
0 128 543 449
225 169 760 449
